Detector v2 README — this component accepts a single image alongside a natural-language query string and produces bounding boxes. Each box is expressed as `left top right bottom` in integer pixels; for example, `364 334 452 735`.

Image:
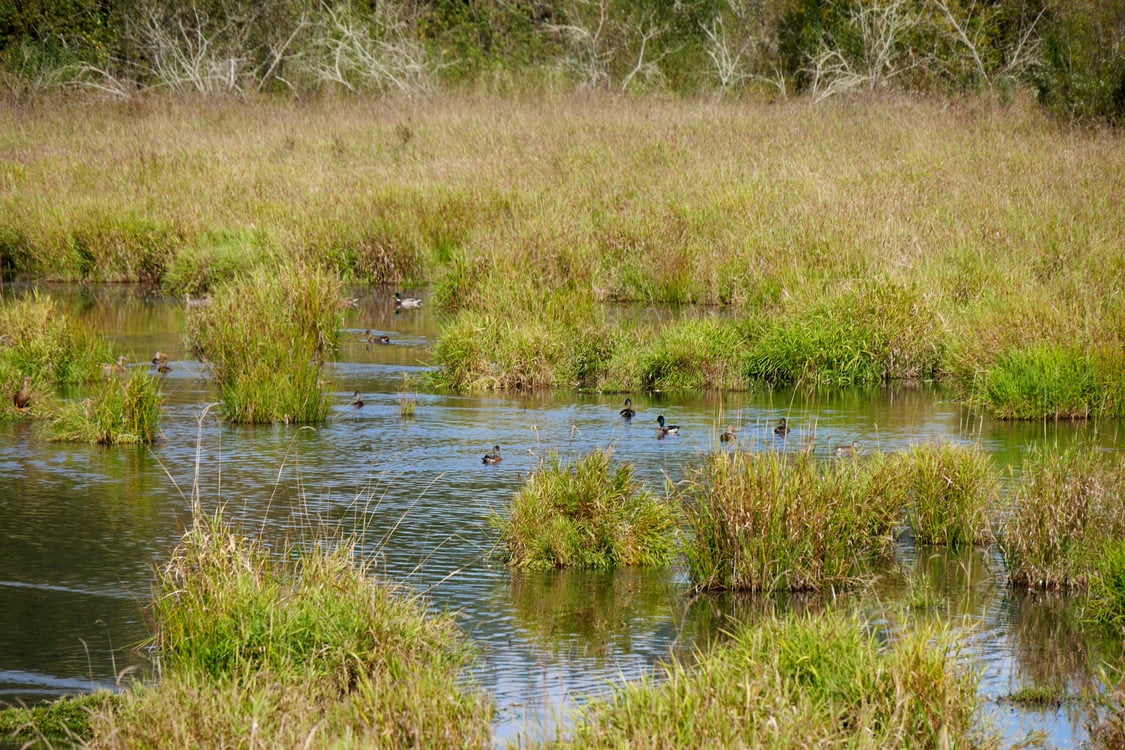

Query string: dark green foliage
1033 0 1125 124
977 344 1101 419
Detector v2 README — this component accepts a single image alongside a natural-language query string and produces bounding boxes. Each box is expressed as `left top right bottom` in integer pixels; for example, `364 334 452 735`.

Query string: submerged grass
494 448 679 569
524 608 984 749
88 509 493 749
43 369 164 444
1001 446 1125 589
677 451 902 593
186 265 343 424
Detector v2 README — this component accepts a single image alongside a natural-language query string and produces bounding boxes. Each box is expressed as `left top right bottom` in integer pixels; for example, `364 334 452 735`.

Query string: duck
720 425 737 443
12 376 31 410
151 351 171 373
351 391 364 409
834 441 861 458
773 417 790 437
482 445 502 464
363 330 391 345
104 355 128 375
656 414 680 437
395 292 422 308
184 294 212 309
619 398 636 420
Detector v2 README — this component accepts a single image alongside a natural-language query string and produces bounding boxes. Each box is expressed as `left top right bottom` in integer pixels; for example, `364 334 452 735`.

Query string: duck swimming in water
774 417 790 437
656 414 679 437
834 440 861 458
395 293 422 308
619 398 636 420
482 445 502 464
720 425 737 443
351 391 364 408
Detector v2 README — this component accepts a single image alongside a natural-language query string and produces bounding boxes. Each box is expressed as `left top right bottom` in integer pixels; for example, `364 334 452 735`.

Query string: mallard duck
656 414 680 436
834 440 861 458
351 391 364 408
104 355 128 374
720 425 737 442
395 292 422 308
482 445 502 464
773 417 790 437
619 398 636 420
13 376 31 410
151 351 171 373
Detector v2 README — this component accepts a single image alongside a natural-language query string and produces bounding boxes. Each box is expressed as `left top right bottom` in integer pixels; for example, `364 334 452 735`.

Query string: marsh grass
88 509 493 749
974 344 1102 419
894 442 997 548
524 608 983 749
397 371 418 418
1087 541 1125 631
186 265 342 423
161 230 275 296
678 451 902 593
44 369 164 444
0 291 114 387
1001 447 1125 589
494 448 679 569
0 692 119 747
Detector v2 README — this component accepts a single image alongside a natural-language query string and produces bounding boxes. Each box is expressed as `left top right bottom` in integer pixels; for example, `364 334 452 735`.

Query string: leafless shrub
549 0 671 92
700 0 786 97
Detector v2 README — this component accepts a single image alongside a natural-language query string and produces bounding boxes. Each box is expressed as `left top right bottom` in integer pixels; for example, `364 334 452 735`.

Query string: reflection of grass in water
507 568 678 660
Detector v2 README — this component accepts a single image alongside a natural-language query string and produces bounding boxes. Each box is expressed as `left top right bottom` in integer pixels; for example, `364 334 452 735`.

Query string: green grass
0 692 119 746
894 442 997 548
0 291 115 388
1001 446 1125 589
1004 685 1066 708
87 510 494 749
186 264 343 424
0 96 1123 418
43 369 164 444
494 448 679 569
520 608 985 749
677 450 902 593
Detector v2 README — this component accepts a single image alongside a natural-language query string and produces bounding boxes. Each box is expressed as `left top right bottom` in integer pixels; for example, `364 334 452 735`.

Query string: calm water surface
1 285 1122 746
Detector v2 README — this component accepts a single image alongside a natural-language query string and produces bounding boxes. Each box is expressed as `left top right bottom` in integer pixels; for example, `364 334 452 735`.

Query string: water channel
1 284 1122 747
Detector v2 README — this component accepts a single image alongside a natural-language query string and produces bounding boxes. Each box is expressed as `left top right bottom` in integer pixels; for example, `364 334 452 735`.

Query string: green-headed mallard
619 398 636 420
774 417 790 437
351 391 364 409
395 293 422 308
834 440 861 458
13 376 31 410
656 414 680 437
720 424 737 442
482 445 502 464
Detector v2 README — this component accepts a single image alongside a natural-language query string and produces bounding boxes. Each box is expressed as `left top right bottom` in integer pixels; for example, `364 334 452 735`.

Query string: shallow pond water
1 284 1122 747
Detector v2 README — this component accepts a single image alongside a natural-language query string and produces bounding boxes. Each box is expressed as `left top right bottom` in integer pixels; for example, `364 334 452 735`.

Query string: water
1 285 1122 746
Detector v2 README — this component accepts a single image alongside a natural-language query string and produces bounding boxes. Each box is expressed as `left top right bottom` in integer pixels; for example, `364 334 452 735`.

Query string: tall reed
523 608 984 749
494 448 679 569
44 369 164 444
895 442 997 547
677 451 902 593
1001 447 1125 589
89 510 494 748
186 265 343 423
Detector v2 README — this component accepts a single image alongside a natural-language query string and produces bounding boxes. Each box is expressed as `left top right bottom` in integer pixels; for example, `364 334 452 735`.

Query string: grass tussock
44 369 164 444
893 442 997 548
88 511 493 749
1001 447 1125 590
971 344 1106 420
397 372 417 418
677 451 902 593
186 265 343 424
0 692 120 747
526 609 984 749
0 291 114 388
494 448 679 569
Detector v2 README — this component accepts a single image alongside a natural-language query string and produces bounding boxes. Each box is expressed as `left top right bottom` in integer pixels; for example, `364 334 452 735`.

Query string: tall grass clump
494 448 678 569
186 266 342 424
744 281 944 388
89 510 493 749
0 292 114 386
161 230 275 296
677 451 902 593
397 371 417 418
973 344 1103 420
603 318 747 392
44 370 164 444
0 693 120 747
894 442 997 548
526 609 984 749
1001 447 1125 589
